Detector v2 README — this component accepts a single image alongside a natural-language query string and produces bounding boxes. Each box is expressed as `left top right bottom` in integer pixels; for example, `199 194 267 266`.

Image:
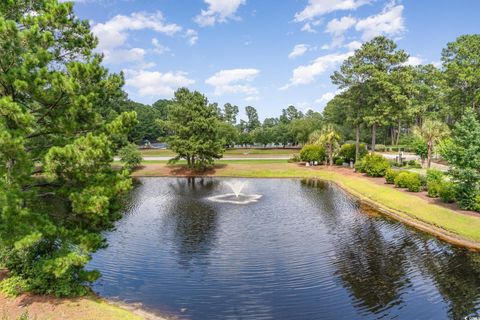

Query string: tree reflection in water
165 178 220 269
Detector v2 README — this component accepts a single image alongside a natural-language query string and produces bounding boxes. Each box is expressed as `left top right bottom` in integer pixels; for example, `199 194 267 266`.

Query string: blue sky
71 0 480 120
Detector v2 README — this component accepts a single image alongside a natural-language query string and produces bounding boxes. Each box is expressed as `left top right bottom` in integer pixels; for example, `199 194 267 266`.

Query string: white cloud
295 0 371 22
124 69 195 97
315 90 341 105
103 48 145 64
280 52 353 89
355 3 405 41
403 55 424 66
301 22 317 33
289 44 310 59
326 16 357 35
92 11 181 51
151 38 170 54
184 29 199 45
321 35 345 50
91 11 181 64
205 68 260 96
346 40 362 50
195 0 246 26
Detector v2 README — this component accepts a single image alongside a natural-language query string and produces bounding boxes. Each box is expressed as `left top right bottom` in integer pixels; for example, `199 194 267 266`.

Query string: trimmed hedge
300 144 326 163
359 154 391 177
394 172 422 192
385 168 400 184
338 143 368 162
439 182 456 203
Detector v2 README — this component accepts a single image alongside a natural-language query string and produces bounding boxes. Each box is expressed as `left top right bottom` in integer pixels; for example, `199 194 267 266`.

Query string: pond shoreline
132 162 480 251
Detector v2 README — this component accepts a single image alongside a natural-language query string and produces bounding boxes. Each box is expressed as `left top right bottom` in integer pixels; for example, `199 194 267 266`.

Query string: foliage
0 0 135 296
426 168 444 184
427 180 443 198
375 144 386 152
394 172 422 192
288 153 301 163
442 35 480 121
338 143 367 162
361 154 391 177
385 168 400 184
440 108 480 210
309 125 341 165
160 88 224 170
335 158 345 166
118 144 142 171
300 144 326 163
439 182 457 203
413 118 450 168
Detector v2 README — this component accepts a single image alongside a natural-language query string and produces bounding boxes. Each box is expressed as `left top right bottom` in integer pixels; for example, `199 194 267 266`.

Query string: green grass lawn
139 148 298 157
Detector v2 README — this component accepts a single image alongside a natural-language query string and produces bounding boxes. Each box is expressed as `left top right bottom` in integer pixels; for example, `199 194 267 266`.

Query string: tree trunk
396 119 401 145
355 124 360 163
427 140 432 168
329 144 333 166
187 156 191 168
371 124 376 152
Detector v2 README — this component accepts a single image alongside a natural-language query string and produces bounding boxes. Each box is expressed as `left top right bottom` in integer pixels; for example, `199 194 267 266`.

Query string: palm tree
413 119 450 168
309 125 341 166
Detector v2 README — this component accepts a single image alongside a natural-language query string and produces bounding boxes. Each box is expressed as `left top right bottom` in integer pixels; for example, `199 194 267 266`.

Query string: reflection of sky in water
88 178 480 320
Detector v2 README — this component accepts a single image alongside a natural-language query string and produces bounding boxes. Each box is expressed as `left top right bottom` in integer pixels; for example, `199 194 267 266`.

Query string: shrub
426 168 444 184
439 182 456 203
474 194 480 212
355 158 366 173
407 160 422 168
119 144 142 171
362 154 391 177
394 172 422 192
427 180 442 198
338 143 368 162
385 168 400 184
289 153 301 163
300 144 326 163
374 144 386 152
335 158 344 166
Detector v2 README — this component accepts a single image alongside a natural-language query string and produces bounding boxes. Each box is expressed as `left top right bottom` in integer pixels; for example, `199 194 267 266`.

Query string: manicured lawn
139 148 298 157
132 162 480 246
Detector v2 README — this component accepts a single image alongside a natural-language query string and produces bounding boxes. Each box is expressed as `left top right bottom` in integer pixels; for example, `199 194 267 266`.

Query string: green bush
385 168 400 184
427 180 442 198
335 157 344 166
439 182 456 203
361 154 391 177
374 144 386 152
407 160 422 168
355 158 366 173
288 153 301 163
119 144 142 171
474 194 480 212
394 172 422 192
338 143 368 162
426 169 444 184
300 144 326 163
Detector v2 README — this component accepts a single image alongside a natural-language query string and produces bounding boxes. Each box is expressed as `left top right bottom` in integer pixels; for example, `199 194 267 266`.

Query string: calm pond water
88 178 480 319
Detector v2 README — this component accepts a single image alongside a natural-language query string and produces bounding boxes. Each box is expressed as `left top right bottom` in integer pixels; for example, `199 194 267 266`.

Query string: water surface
89 178 480 319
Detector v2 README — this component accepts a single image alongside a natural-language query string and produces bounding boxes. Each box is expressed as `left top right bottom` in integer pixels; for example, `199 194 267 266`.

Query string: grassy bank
133 162 480 249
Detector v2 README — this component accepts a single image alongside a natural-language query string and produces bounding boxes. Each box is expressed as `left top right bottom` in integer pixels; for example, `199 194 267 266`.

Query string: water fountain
207 180 262 204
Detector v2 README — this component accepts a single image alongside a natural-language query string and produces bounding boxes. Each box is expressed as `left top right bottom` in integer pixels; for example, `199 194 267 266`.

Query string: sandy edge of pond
132 162 480 251
0 269 174 320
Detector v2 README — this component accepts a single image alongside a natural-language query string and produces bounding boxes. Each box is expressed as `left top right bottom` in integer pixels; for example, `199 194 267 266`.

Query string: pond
88 178 480 319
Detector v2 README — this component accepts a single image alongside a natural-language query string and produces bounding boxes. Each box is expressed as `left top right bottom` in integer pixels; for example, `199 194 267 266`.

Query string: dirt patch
0 291 169 320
